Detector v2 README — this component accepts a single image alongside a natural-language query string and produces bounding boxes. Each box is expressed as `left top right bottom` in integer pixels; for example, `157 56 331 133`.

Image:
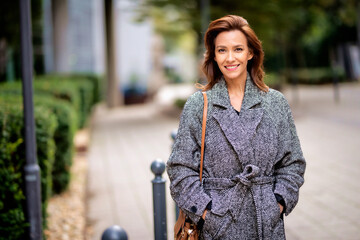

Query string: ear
248 49 253 60
214 56 217 62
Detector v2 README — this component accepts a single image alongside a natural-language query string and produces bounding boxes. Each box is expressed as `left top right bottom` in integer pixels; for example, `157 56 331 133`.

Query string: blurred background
1 0 359 98
0 0 359 240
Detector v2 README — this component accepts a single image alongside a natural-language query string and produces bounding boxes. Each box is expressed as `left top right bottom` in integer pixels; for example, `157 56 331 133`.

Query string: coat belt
202 164 273 189
202 164 273 240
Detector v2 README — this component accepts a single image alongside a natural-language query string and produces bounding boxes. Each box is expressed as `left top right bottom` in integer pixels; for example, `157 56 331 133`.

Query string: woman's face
214 30 253 83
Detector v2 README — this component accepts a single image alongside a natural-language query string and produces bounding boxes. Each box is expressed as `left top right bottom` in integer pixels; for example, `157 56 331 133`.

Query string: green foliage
174 98 187 109
41 98 77 194
0 74 95 128
0 0 44 83
0 94 78 194
0 0 42 47
285 67 346 85
39 74 104 104
35 75 95 128
0 73 99 238
264 73 286 91
85 74 104 104
0 102 57 239
139 0 359 70
0 81 81 125
34 79 84 128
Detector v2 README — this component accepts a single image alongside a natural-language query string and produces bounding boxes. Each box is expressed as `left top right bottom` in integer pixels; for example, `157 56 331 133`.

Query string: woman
167 15 306 240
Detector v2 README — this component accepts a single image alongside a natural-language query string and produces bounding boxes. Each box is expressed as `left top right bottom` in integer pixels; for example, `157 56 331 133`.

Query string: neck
225 74 247 97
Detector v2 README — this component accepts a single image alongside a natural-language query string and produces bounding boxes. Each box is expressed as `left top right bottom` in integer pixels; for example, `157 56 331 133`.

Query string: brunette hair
200 15 268 92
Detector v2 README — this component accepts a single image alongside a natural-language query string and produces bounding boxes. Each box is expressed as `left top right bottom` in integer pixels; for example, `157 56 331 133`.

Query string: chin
224 74 242 81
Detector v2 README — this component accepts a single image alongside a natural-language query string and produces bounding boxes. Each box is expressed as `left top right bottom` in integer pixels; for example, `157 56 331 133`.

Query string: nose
227 51 234 62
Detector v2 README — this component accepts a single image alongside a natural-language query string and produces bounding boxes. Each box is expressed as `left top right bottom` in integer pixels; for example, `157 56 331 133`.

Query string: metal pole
151 159 167 240
19 0 43 239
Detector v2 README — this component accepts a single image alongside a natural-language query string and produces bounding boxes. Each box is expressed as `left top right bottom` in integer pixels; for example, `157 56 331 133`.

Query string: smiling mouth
225 64 240 70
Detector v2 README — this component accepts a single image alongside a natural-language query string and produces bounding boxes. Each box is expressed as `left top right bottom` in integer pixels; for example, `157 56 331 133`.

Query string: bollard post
101 225 128 240
170 129 178 143
151 159 167 240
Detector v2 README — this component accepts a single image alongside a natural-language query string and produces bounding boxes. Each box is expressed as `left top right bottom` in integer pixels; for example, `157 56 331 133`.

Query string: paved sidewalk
87 82 360 240
87 103 179 240
282 83 360 240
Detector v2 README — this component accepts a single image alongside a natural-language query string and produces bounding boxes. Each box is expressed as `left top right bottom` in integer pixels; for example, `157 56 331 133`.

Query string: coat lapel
211 75 264 161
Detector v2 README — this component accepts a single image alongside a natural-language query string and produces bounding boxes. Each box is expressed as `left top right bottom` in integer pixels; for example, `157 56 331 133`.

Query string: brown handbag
174 92 208 240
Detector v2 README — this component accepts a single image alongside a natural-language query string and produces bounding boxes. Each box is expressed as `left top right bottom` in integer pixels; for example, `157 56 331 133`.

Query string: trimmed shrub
0 93 77 194
66 74 103 104
0 73 98 238
39 73 104 104
0 78 87 128
33 79 84 128
0 101 57 239
0 81 81 125
34 76 94 128
43 98 77 194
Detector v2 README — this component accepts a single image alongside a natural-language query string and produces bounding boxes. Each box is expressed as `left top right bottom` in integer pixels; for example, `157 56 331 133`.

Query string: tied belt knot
231 164 273 187
202 164 273 234
202 164 273 190
202 165 273 240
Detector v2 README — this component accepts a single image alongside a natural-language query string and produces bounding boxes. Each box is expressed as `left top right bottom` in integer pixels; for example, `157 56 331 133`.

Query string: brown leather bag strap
200 92 208 182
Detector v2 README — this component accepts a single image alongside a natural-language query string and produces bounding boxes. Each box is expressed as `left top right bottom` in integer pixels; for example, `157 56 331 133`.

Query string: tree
137 0 358 71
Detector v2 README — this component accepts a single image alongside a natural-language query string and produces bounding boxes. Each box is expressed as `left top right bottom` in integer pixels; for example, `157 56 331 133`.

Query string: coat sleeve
273 93 306 216
167 91 212 223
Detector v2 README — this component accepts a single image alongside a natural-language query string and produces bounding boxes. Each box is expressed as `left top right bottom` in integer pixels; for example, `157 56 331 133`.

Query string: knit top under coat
167 74 306 240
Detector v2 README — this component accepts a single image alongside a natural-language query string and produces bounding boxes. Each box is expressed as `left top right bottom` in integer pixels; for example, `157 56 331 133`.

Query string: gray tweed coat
167 75 306 240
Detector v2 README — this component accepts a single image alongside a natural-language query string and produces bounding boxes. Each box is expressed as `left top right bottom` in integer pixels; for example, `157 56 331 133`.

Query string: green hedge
42 98 77 194
0 102 57 239
39 73 103 104
0 93 77 194
34 76 94 128
0 81 81 126
65 74 103 104
0 74 99 238
0 75 94 128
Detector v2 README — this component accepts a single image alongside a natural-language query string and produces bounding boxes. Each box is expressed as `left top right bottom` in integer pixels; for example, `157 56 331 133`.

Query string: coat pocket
207 188 231 216
262 186 282 230
202 211 233 239
203 178 246 217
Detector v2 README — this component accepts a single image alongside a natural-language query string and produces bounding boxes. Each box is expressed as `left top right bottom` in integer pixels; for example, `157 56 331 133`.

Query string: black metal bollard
170 129 178 143
151 159 167 240
101 225 128 240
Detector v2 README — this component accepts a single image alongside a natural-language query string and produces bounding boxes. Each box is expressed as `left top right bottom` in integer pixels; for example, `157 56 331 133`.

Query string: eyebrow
216 44 245 48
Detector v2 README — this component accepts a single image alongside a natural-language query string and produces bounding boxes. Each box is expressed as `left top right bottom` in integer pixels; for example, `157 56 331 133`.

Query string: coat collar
211 73 264 110
210 73 265 163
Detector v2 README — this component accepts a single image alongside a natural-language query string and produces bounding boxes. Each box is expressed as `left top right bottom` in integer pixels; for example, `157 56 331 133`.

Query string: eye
217 49 226 53
235 47 243 52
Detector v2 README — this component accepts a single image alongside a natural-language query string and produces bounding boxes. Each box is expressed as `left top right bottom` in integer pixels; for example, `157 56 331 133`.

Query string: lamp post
19 0 43 239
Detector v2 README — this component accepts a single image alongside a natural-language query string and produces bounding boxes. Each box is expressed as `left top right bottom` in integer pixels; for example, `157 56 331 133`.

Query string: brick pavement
87 82 360 240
